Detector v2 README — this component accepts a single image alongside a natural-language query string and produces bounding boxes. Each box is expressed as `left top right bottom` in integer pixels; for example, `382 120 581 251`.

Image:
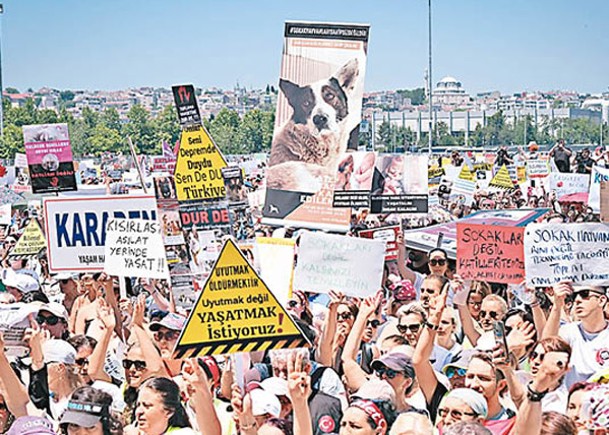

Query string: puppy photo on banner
263 21 370 231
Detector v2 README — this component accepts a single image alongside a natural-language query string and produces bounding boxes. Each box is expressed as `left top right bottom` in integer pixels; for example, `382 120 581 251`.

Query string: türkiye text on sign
173 239 309 358
174 125 228 201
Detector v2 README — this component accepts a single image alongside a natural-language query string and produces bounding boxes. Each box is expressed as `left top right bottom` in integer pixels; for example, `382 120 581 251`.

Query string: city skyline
2 0 608 94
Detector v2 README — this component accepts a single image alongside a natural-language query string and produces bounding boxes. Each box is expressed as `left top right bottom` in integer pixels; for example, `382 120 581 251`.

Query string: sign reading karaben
174 125 227 201
173 239 308 358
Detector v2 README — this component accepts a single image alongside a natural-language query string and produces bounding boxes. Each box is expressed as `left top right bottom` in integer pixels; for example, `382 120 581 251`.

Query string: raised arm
396 234 418 285
87 300 115 382
182 359 221 435
542 283 571 339
456 300 481 346
287 351 313 435
131 295 167 376
0 332 29 418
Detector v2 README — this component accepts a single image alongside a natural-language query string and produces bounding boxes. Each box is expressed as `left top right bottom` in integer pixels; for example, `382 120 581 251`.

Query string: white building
432 76 471 108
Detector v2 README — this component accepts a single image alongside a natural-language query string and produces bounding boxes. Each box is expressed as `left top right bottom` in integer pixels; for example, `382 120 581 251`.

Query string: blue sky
2 0 608 94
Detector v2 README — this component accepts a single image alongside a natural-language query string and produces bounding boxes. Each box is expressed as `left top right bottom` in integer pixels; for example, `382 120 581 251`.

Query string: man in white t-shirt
544 283 609 387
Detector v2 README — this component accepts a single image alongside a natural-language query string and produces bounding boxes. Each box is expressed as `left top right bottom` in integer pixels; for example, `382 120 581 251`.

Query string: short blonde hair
396 301 427 323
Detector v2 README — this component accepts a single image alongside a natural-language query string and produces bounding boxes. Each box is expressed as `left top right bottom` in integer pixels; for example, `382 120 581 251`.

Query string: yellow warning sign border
172 239 309 358
488 164 515 190
10 219 46 258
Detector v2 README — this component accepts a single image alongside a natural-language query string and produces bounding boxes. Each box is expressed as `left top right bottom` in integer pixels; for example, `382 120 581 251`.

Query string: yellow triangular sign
174 125 228 201
489 165 515 189
173 239 309 358
10 220 46 258
458 165 475 181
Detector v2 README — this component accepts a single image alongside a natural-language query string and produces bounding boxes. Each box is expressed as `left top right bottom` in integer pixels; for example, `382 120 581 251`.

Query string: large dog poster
23 123 77 194
263 21 370 231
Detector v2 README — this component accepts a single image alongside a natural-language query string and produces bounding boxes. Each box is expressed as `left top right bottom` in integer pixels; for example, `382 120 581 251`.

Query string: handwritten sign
457 223 525 284
524 223 609 286
527 159 549 178
293 232 384 298
104 218 169 279
548 172 590 199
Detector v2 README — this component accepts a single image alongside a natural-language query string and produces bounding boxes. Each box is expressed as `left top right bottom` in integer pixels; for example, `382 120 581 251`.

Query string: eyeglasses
337 312 353 321
367 319 380 328
438 407 477 420
529 351 545 362
37 314 60 326
397 323 421 334
154 330 179 342
445 367 467 379
429 259 447 267
374 367 399 379
122 359 147 371
75 358 89 367
479 310 499 320
566 289 601 304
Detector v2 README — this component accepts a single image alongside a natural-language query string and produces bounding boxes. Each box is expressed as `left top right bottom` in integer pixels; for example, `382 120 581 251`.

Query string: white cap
2 269 39 293
42 340 76 365
38 302 69 321
260 377 289 397
250 388 281 417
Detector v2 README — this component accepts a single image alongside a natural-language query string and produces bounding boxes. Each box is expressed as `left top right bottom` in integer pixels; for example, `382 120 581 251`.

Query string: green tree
238 109 274 153
123 104 159 154
209 108 241 153
100 107 121 132
396 88 426 105
0 124 24 158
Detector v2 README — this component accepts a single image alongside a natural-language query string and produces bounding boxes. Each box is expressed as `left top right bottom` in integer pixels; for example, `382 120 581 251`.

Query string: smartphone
493 321 509 360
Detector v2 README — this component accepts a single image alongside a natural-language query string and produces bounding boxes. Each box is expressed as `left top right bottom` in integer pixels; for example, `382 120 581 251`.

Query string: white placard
293 232 384 298
104 218 169 279
524 223 609 286
255 237 295 306
43 195 158 272
547 173 590 198
527 159 549 178
588 166 609 212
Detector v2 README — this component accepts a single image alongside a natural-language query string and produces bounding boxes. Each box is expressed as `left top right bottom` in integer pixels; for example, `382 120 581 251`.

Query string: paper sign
103 218 169 279
293 232 385 298
457 223 525 284
10 220 46 258
588 166 609 212
43 195 157 272
255 237 295 306
172 84 202 127
0 186 23 206
527 159 549 178
548 172 590 199
489 165 514 189
601 182 609 223
524 223 609 286
174 125 228 201
173 239 308 358
357 225 401 261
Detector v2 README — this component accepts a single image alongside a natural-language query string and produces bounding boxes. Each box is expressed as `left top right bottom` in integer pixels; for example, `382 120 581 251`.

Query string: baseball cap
59 400 107 428
2 269 39 293
371 352 414 378
442 349 476 374
250 388 281 417
261 376 289 397
149 312 186 332
43 340 77 365
38 302 69 321
6 416 56 435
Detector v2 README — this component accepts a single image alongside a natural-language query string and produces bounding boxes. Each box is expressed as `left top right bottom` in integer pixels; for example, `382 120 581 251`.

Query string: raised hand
96 298 116 331
553 282 573 308
131 294 146 328
507 321 536 359
531 351 570 392
287 351 311 405
328 290 346 309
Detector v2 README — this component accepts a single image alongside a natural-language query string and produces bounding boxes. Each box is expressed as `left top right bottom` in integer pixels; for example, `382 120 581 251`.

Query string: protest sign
0 302 39 357
263 21 369 230
428 165 445 184
103 218 169 279
172 84 202 127
179 203 230 229
456 223 525 284
524 223 609 286
44 195 157 272
588 166 609 212
333 152 376 208
293 232 384 298
450 178 476 206
548 172 590 199
357 225 401 261
527 159 549 178
255 237 295 306
173 239 308 358
0 186 23 206
23 123 77 194
601 181 609 223
488 165 514 189
222 166 248 206
10 220 46 258
174 125 228 201
458 165 475 182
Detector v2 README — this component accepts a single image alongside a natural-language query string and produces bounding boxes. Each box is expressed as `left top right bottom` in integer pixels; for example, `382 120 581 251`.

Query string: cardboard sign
255 237 296 306
527 159 549 178
524 223 609 286
174 125 228 201
293 232 385 298
23 123 77 194
357 225 401 261
450 178 476 206
103 218 169 279
489 165 514 189
10 220 46 258
173 239 308 358
588 166 609 212
601 181 609 223
179 203 230 229
548 172 590 199
172 84 202 127
43 195 157 272
457 223 525 284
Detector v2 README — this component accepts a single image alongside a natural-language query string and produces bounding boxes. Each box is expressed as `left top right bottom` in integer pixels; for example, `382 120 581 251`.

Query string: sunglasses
438 408 477 420
374 367 399 379
445 366 467 379
566 289 601 304
479 310 499 320
75 358 89 367
122 359 147 371
36 314 60 326
397 323 421 334
337 312 353 321
154 330 179 342
429 259 447 267
529 351 545 362
367 319 380 328
287 300 300 308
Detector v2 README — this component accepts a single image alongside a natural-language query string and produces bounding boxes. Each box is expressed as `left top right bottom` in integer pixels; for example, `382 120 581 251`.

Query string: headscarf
444 388 488 419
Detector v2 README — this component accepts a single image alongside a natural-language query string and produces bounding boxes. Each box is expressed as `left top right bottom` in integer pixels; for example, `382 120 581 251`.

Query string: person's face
479 300 504 332
337 304 355 336
135 387 172 435
75 345 93 383
567 389 587 433
153 326 180 358
467 292 483 320
436 396 479 429
437 310 455 338
287 295 305 318
363 318 380 343
397 313 423 346
37 310 66 339
340 407 379 435
528 344 545 376
67 422 104 435
428 252 448 276
420 278 443 311
465 358 498 400
60 278 78 298
124 347 150 388
572 290 605 320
